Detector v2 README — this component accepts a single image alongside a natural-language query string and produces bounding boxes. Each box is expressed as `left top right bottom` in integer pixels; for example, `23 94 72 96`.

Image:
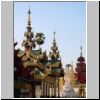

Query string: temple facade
14 7 86 98
14 8 64 98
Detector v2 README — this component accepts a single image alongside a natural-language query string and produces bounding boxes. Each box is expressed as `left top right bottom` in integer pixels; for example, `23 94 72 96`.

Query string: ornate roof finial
53 29 57 47
80 46 82 57
28 4 31 14
54 29 56 41
27 5 31 32
49 30 61 60
22 5 36 51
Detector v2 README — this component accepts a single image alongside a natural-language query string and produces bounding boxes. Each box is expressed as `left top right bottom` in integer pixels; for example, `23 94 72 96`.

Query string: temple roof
77 46 85 62
49 30 61 61
18 48 48 70
14 8 64 83
18 49 41 58
48 60 62 67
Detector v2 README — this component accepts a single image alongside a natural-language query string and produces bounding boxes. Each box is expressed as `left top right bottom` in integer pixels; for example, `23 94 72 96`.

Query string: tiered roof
15 8 64 82
75 46 86 84
48 31 64 77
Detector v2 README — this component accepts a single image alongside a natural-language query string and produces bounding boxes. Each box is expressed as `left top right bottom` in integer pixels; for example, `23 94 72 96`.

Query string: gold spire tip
53 29 56 41
28 5 31 14
80 46 82 56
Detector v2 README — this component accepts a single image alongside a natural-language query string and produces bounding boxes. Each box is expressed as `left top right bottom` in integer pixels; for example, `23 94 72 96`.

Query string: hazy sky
14 2 86 69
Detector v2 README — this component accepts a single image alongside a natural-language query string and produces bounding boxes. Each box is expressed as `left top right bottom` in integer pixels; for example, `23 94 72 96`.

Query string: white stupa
61 65 78 98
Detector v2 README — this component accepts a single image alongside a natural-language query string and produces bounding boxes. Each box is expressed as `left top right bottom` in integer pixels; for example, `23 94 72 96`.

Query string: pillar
48 82 50 97
46 82 48 97
48 82 50 98
58 78 60 98
51 83 54 97
31 82 35 98
43 80 45 97
44 81 46 97
54 78 56 97
40 80 44 98
46 81 48 98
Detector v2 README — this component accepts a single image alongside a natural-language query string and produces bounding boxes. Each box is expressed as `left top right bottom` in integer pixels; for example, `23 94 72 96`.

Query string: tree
35 33 45 48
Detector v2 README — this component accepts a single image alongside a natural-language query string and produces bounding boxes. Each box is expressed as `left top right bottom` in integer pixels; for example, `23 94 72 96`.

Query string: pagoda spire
22 6 36 50
27 5 32 32
54 29 56 41
52 30 58 53
52 29 57 48
80 46 82 57
49 30 60 60
75 46 86 84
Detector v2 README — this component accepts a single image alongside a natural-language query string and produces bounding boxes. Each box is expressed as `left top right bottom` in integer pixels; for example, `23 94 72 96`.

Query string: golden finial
52 29 57 48
80 46 82 57
27 5 31 32
28 5 31 24
54 29 56 41
28 4 31 15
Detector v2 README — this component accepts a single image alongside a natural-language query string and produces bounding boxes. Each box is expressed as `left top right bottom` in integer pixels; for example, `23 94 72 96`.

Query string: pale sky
14 2 86 69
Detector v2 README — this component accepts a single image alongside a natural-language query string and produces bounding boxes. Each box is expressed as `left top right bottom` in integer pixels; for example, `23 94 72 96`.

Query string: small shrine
75 46 86 98
61 64 77 98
